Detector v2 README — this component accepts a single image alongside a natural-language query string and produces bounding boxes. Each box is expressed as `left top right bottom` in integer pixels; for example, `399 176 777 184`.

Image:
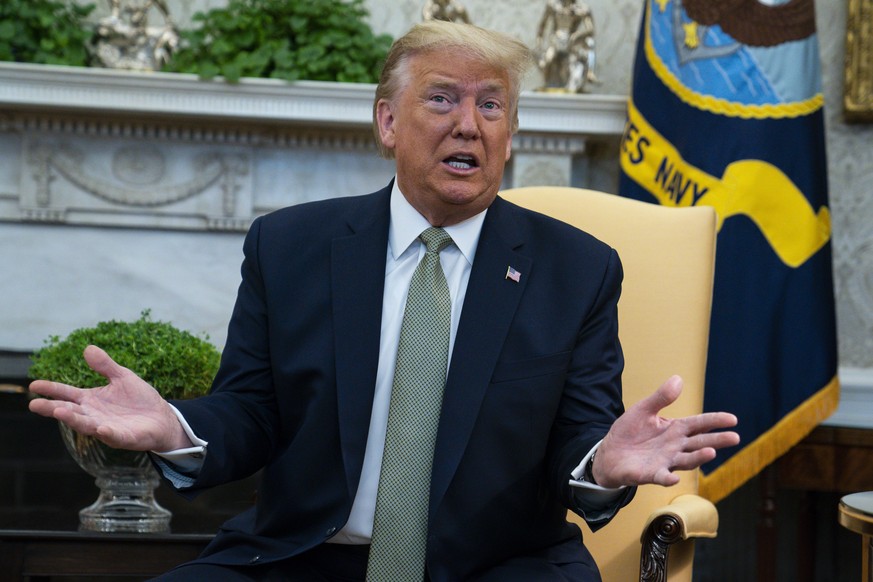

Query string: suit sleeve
547 248 636 529
170 215 282 492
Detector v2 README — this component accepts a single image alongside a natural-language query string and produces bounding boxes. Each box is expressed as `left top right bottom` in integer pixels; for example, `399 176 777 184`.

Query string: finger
83 345 128 381
28 395 68 418
652 466 680 487
669 448 718 472
52 405 101 436
681 412 739 435
680 431 740 454
635 375 683 416
28 380 88 404
28 399 102 439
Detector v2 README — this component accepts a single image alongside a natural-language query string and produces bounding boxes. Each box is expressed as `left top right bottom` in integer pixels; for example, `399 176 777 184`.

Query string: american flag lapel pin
505 265 521 283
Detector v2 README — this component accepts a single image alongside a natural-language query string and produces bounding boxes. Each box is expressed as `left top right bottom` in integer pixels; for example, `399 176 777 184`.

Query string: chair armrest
638 494 718 582
643 493 718 541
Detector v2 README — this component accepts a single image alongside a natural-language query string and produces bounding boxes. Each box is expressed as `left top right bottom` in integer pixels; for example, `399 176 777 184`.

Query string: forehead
404 48 511 94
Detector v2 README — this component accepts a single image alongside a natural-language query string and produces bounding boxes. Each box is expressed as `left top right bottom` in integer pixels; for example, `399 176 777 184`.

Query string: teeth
447 155 474 170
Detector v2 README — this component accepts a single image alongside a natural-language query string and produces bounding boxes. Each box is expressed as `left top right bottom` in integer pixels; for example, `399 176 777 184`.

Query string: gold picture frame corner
843 0 873 123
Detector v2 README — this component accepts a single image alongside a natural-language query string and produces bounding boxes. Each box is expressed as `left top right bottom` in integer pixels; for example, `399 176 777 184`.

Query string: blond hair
372 20 533 159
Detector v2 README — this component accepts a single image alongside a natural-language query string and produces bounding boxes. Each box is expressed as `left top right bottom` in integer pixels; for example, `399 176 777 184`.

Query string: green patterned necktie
366 227 454 581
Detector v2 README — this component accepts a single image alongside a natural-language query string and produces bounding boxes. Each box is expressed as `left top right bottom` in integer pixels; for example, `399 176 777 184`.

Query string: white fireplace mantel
0 61 627 134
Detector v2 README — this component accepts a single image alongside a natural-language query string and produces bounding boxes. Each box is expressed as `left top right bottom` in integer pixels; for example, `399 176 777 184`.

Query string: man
29 21 738 581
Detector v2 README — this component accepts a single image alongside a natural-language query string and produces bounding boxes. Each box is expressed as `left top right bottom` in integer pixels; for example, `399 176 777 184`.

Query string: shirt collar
388 179 487 265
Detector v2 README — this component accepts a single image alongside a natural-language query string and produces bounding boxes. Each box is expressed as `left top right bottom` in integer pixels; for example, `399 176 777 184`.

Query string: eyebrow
426 78 508 97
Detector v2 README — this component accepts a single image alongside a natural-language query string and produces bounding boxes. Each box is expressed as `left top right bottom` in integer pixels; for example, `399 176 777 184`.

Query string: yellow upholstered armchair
500 186 719 582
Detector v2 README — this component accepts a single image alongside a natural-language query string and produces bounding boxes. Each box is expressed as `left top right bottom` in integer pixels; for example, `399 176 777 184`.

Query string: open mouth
445 154 478 170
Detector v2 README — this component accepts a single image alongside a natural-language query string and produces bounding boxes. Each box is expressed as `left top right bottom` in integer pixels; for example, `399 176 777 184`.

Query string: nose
451 99 481 140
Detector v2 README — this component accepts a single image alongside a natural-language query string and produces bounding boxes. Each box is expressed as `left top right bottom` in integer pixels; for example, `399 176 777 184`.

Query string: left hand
593 375 740 488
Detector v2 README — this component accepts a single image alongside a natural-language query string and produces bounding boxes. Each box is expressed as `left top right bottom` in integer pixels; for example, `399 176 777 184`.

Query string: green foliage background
163 0 393 83
0 0 392 84
0 0 95 66
28 310 220 400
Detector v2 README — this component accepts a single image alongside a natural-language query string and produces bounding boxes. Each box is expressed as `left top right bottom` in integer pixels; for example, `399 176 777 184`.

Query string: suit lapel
430 197 532 513
331 186 391 497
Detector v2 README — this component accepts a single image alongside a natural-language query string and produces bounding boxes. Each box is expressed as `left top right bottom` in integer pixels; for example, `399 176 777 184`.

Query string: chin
441 189 490 208
440 178 494 200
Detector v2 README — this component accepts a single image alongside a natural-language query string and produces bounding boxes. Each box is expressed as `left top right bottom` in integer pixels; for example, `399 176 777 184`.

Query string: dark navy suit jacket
172 182 634 580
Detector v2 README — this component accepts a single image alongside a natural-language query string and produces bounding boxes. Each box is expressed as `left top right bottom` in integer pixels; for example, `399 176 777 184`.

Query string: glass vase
59 423 171 533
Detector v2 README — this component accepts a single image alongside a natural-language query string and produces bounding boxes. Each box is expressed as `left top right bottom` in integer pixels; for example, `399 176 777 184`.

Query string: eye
431 95 449 104
480 100 504 116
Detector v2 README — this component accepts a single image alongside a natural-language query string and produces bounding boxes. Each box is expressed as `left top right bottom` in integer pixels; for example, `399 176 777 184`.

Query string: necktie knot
420 227 453 255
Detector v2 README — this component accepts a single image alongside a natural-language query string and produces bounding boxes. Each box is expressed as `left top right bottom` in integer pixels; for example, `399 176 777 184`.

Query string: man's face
376 49 514 226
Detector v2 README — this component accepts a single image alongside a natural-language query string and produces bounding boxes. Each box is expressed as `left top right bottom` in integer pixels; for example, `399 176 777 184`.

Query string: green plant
163 0 392 83
0 0 95 66
28 310 220 400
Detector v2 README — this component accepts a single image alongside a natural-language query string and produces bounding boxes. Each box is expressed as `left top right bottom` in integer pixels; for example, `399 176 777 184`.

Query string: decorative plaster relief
510 133 589 189
112 145 167 185
517 158 571 188
19 134 252 231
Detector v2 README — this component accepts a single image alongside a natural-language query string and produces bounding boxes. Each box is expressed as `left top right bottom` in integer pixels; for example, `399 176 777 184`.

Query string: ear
375 99 397 151
504 129 512 161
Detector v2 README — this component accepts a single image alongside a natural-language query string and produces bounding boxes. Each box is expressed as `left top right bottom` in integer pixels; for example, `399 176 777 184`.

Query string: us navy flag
618 0 838 503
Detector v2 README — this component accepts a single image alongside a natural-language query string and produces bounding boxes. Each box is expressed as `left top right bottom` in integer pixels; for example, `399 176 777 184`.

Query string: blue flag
618 0 838 503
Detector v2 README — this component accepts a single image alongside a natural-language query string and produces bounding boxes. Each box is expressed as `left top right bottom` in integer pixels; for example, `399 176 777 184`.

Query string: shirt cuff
569 440 626 495
150 404 208 480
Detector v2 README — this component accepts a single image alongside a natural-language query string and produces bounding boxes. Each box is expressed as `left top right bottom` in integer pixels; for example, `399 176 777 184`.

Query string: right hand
28 345 193 452
593 375 739 488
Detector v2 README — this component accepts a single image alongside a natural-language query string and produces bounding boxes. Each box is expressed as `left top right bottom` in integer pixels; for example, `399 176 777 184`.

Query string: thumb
83 345 128 381
635 375 683 416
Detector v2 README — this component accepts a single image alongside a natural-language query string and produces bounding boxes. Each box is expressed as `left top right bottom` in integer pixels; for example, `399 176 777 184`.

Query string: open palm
593 375 740 488
29 345 190 452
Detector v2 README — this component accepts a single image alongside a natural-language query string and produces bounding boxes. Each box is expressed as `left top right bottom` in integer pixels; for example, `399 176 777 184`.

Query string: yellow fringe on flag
699 375 840 504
